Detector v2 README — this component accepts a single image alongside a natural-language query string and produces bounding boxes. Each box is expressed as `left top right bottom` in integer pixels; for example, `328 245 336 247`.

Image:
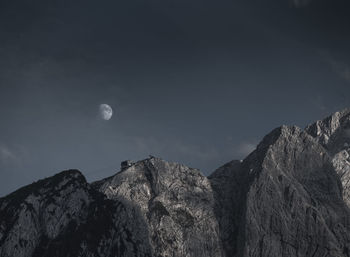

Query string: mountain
1 109 350 257
210 125 350 257
306 108 350 208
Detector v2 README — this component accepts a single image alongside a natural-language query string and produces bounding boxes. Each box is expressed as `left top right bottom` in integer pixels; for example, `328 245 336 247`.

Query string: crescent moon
99 104 113 120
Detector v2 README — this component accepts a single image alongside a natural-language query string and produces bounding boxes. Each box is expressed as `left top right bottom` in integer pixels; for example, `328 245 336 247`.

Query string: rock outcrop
93 158 223 257
1 110 350 257
209 125 350 257
0 160 223 257
306 108 350 207
0 170 154 257
0 170 91 257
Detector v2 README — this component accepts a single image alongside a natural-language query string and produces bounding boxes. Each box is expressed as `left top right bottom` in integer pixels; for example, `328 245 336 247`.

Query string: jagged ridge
1 110 350 257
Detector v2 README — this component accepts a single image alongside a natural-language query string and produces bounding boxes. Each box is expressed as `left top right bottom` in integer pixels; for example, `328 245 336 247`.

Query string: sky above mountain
1 0 350 196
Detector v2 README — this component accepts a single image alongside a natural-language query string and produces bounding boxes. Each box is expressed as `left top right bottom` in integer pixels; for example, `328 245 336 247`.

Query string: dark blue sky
1 0 350 196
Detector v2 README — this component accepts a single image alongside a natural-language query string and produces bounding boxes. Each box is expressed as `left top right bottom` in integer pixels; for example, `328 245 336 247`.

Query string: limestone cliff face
1 110 350 257
0 170 154 257
93 158 224 257
0 160 224 257
210 125 350 257
0 170 92 257
306 109 350 207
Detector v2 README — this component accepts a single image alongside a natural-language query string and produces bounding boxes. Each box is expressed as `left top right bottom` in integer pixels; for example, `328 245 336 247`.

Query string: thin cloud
321 50 350 83
329 58 350 82
0 145 17 163
311 94 327 111
235 142 257 157
0 144 24 165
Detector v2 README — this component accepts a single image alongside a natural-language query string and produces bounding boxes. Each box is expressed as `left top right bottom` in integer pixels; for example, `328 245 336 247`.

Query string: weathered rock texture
306 108 350 207
93 158 223 257
0 170 154 257
1 109 350 257
210 125 350 257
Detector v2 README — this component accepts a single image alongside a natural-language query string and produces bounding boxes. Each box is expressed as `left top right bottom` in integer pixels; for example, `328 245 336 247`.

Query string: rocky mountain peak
209 122 350 257
243 125 324 178
92 156 223 257
306 109 350 208
306 108 350 151
1 110 350 257
0 169 92 257
0 169 88 208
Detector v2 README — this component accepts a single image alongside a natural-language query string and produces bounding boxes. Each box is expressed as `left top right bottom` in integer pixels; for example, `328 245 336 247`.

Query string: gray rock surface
0 170 154 257
0 160 224 257
306 109 350 207
210 125 350 257
92 157 224 257
0 170 92 257
1 110 350 257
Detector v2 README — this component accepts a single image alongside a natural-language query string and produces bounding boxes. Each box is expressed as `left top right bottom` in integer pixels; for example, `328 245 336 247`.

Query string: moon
99 104 113 120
